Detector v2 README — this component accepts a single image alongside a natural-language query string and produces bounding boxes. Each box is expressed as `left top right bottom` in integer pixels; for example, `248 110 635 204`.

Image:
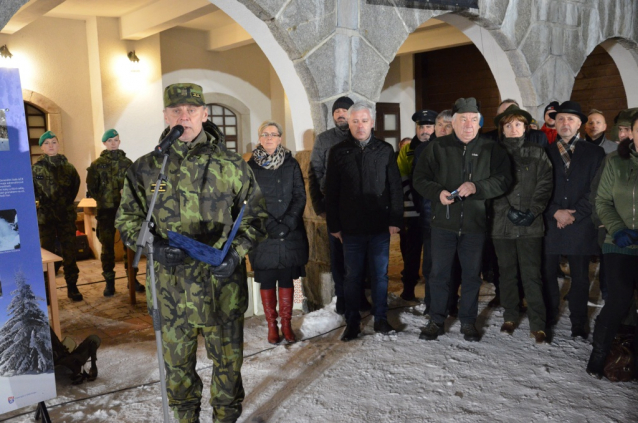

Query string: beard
334 119 349 130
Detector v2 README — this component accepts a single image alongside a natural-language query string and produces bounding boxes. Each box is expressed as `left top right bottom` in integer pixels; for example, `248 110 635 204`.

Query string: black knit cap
544 101 560 116
332 96 354 114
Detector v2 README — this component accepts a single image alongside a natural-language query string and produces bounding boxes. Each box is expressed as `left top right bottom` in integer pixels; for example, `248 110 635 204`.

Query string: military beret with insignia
39 130 56 146
164 83 206 108
412 110 438 125
102 129 118 143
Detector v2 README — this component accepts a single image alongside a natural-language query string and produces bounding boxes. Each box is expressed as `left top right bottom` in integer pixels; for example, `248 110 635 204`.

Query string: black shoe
134 280 145 293
67 285 83 302
103 281 115 297
571 326 589 340
419 320 444 341
460 323 481 342
374 319 396 334
341 323 361 342
335 296 345 315
400 289 416 302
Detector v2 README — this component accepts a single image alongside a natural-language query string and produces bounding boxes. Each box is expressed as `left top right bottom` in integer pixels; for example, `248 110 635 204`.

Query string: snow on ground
1 284 637 422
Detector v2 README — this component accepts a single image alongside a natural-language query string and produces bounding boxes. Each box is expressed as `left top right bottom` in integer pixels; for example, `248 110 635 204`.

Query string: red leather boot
260 289 280 344
279 287 297 343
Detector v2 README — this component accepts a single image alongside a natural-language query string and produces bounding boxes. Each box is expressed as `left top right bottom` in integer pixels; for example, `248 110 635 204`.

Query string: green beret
164 83 205 108
39 131 56 146
453 97 480 114
102 129 119 143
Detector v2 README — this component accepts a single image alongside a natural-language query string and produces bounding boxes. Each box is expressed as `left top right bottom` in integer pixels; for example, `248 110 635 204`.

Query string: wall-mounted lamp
127 50 139 72
0 45 13 59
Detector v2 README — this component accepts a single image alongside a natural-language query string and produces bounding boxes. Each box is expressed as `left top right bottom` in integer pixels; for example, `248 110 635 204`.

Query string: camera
446 190 461 201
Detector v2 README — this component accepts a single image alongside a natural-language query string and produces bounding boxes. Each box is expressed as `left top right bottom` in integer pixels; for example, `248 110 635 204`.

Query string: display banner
366 0 479 9
0 68 56 414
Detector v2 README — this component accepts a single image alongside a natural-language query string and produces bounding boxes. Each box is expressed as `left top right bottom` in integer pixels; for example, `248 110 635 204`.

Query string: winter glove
211 249 240 279
153 239 186 267
268 223 290 239
516 210 535 227
613 229 638 248
507 207 527 225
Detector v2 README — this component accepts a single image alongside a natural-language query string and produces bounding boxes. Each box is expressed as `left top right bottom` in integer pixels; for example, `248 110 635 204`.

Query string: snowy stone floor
0 237 637 422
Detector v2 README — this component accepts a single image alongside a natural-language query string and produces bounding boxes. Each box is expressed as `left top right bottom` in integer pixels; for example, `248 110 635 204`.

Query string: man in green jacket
413 98 512 342
33 131 83 301
116 83 267 423
86 129 142 296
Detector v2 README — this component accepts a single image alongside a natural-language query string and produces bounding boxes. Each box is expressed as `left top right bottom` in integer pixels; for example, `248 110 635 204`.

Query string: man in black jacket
325 102 403 341
543 101 605 339
413 98 512 342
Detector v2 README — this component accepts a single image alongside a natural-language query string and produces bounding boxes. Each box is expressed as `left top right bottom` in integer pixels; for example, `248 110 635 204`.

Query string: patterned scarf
252 144 287 170
556 136 578 171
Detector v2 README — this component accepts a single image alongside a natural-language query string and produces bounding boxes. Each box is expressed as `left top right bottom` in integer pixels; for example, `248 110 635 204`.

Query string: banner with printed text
0 67 56 414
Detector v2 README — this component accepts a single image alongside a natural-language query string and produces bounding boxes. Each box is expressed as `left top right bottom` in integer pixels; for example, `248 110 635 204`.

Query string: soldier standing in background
86 129 143 297
33 131 83 301
116 83 267 423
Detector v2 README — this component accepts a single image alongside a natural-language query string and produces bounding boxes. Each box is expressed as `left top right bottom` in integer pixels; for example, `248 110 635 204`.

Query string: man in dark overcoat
543 101 606 339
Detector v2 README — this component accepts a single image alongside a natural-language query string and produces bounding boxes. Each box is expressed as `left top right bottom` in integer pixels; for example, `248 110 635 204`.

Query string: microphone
154 125 184 156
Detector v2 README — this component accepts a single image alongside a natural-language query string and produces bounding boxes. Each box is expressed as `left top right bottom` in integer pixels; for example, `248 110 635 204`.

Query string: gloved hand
153 239 186 267
507 207 527 225
516 210 535 227
613 229 638 248
211 249 240 279
268 223 290 239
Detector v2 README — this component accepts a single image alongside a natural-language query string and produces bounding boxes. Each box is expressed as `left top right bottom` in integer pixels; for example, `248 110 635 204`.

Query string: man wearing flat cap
543 100 605 340
87 129 143 297
116 83 267 423
396 109 438 301
33 131 83 301
413 98 512 342
613 107 638 142
310 96 371 314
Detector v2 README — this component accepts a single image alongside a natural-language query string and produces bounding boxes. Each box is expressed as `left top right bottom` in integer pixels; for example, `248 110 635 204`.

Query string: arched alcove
21 90 64 153
204 92 252 153
600 39 638 107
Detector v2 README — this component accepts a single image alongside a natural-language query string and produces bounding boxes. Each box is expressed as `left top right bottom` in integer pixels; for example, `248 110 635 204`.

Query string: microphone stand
132 152 171 422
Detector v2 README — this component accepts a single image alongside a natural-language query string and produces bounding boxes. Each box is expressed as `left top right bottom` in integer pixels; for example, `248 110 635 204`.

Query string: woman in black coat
248 121 309 344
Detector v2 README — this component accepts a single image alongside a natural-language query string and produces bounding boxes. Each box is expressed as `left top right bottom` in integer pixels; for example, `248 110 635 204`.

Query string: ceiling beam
1 0 66 34
208 22 253 51
120 0 218 41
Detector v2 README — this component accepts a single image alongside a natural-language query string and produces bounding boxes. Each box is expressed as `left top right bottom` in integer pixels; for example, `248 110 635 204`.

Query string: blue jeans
342 232 390 325
329 230 346 300
429 228 485 325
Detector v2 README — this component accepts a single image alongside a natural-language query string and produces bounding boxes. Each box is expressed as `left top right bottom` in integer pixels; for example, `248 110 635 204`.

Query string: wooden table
41 248 61 339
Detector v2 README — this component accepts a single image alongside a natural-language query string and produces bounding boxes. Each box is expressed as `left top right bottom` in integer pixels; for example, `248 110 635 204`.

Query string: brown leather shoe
500 321 515 335
531 330 547 344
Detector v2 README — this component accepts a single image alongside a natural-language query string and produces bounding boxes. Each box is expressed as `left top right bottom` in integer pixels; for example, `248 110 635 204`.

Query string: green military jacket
115 129 268 326
86 149 133 210
596 145 638 252
490 136 553 239
32 154 80 224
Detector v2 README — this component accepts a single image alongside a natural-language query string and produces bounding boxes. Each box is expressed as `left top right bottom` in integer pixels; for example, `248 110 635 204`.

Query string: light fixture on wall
0 45 12 59
127 50 140 72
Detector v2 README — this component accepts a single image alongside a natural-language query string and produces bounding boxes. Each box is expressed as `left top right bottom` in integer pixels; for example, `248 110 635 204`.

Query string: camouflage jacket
115 129 268 326
32 154 80 224
86 150 133 210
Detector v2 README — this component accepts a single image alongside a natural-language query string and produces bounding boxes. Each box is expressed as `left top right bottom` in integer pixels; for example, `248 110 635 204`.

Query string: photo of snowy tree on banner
0 269 53 376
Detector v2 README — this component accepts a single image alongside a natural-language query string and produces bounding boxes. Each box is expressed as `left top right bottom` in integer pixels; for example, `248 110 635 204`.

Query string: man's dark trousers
543 254 590 327
342 232 390 325
429 227 485 325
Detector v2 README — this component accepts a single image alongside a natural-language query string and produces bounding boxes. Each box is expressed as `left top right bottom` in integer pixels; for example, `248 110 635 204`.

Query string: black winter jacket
325 134 403 235
490 136 553 239
413 133 512 235
248 152 309 270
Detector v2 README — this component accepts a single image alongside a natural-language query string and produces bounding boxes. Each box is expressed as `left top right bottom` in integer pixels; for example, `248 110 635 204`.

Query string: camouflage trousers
39 218 79 285
96 208 127 281
162 317 245 423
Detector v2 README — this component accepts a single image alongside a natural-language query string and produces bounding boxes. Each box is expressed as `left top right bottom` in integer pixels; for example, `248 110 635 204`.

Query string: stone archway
600 38 638 107
21 89 65 152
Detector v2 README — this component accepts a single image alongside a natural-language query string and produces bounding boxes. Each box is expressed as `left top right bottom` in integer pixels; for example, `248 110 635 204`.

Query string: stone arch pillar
600 39 638 107
21 89 65 153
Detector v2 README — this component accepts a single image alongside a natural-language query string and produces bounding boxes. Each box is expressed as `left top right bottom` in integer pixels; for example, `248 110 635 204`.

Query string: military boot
103 278 115 297
67 283 83 302
279 287 296 343
126 267 145 293
587 320 615 379
260 289 280 344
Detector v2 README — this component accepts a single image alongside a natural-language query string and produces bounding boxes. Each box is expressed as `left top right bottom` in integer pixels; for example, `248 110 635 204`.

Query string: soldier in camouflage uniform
115 83 267 423
33 131 83 301
86 129 144 296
